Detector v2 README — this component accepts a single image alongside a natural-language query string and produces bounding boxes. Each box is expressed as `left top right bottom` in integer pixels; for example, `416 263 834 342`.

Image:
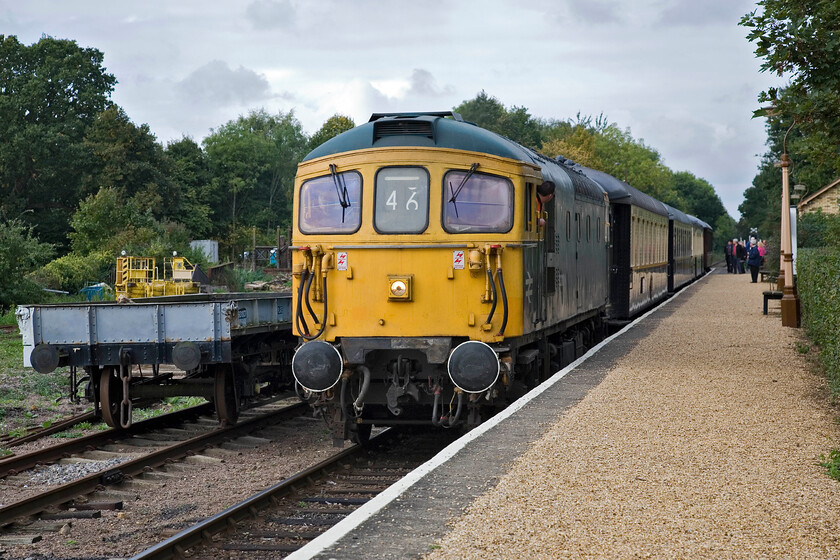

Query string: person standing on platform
735 240 747 274
747 242 762 282
725 240 734 273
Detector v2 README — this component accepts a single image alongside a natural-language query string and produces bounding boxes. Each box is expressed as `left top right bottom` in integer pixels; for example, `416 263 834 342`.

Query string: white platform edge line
286 271 709 560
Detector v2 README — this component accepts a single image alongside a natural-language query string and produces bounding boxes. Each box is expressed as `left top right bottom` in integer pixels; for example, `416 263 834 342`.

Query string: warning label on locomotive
337 252 348 271
453 250 465 270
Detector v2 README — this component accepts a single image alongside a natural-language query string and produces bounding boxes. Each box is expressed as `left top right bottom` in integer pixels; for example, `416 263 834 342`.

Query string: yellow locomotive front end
292 147 540 342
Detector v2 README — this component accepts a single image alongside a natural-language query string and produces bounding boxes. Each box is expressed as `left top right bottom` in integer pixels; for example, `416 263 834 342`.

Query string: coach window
374 167 429 233
525 183 534 231
586 215 591 242
442 170 513 233
566 211 571 241
299 170 362 234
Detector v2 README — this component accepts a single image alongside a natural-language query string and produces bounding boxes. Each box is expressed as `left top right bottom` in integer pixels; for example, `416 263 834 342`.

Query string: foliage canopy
0 35 116 248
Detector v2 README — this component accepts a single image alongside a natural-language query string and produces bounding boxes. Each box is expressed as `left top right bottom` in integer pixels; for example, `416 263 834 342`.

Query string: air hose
431 386 442 427
484 267 497 326
444 391 465 428
295 268 310 336
301 275 327 340
497 268 508 336
303 267 319 325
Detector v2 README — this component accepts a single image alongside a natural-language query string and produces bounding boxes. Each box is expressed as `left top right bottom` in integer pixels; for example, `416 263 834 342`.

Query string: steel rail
0 411 98 448
129 429 397 560
0 404 213 478
0 401 308 524
1 370 208 449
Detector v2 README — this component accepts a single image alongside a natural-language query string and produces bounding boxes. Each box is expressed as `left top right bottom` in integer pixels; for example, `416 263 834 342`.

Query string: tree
68 186 155 256
203 109 307 233
82 105 176 220
0 35 116 249
541 126 603 169
165 137 214 237
454 91 543 148
309 114 355 152
593 125 679 207
740 117 835 243
63 185 203 288
0 219 54 310
741 2 840 170
454 90 506 131
672 171 728 230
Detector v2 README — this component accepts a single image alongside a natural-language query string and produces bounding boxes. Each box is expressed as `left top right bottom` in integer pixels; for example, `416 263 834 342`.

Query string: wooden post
251 227 256 272
779 154 801 327
276 226 281 270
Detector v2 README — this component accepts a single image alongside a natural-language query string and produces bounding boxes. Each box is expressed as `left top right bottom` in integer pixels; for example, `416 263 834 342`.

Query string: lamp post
777 153 801 327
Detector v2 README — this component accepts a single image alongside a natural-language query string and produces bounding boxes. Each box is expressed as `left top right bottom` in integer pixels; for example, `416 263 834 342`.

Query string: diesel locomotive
290 111 710 443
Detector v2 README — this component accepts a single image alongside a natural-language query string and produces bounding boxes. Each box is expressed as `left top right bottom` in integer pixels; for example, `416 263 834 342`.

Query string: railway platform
290 269 840 559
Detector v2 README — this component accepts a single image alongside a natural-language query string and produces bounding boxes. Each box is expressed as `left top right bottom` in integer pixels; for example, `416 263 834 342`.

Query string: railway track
132 427 459 559
0 397 309 548
0 402 215 478
0 410 98 448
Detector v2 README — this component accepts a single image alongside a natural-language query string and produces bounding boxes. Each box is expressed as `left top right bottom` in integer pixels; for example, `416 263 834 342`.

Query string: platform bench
759 270 777 284
758 270 779 282
763 290 783 314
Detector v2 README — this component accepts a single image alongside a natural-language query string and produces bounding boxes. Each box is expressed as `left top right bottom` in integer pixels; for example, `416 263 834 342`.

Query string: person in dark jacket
735 241 747 274
725 240 734 273
747 242 763 282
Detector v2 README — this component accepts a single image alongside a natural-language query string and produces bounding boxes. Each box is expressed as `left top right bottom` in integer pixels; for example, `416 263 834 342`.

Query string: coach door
575 202 584 313
524 183 556 328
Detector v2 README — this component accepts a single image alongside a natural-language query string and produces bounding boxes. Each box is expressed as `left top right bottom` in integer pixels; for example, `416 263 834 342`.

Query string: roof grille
373 119 435 142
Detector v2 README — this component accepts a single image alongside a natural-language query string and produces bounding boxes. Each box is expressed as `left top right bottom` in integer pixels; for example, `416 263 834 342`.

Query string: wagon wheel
214 367 240 425
99 367 123 429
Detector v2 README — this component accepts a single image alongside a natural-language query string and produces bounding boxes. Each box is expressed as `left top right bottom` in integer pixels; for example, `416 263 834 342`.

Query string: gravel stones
27 458 129 486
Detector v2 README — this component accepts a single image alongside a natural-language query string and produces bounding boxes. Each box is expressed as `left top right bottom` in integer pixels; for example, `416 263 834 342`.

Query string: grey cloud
567 0 622 24
176 60 271 107
245 0 296 30
407 69 454 97
656 0 751 26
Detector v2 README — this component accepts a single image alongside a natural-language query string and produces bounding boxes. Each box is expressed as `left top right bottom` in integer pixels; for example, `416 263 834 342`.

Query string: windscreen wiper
329 163 351 223
448 163 479 218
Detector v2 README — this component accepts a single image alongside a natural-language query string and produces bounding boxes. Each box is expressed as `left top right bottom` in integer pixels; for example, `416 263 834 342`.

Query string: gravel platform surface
424 273 840 559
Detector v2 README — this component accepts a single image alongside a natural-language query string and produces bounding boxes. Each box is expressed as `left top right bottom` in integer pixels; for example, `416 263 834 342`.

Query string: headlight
292 341 343 392
447 340 500 393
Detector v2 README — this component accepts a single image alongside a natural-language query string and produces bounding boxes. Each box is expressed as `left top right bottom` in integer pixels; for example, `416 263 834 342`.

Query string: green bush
31 251 113 293
797 247 840 395
0 219 55 311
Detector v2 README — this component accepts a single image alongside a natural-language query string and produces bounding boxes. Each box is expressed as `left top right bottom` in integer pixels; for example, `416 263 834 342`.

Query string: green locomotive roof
303 112 535 163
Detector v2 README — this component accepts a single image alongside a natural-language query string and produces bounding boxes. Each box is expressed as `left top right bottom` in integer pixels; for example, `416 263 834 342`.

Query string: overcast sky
3 0 782 219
